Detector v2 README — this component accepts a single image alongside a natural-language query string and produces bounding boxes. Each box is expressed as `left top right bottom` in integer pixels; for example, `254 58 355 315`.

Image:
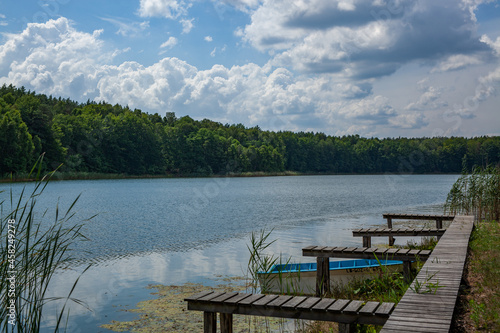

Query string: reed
0 156 91 332
444 166 500 221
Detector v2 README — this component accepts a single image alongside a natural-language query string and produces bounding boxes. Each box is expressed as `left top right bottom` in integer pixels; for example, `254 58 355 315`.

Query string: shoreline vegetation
0 170 462 183
1 84 499 180
0 158 92 332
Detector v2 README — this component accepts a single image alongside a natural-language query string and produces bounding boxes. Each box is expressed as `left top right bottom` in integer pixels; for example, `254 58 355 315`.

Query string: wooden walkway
185 291 395 333
184 214 473 333
302 246 431 295
302 246 432 261
380 215 474 332
383 214 454 245
383 213 454 229
352 227 446 247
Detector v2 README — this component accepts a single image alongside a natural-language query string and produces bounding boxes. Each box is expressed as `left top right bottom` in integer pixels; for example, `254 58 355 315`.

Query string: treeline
1 84 499 177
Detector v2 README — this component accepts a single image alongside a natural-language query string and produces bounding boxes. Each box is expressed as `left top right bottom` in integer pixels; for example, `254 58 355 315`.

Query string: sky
0 0 499 138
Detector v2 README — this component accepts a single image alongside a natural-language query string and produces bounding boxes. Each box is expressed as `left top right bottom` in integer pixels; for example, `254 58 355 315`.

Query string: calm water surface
0 174 459 332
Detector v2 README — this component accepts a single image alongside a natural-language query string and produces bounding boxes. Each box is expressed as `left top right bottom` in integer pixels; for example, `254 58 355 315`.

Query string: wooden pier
302 246 431 293
380 215 474 332
185 291 395 333
184 214 474 333
352 227 446 247
383 214 454 245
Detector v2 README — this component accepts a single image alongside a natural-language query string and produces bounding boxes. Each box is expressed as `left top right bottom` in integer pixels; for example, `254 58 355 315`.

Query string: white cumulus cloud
242 0 492 80
0 15 494 137
160 36 178 49
138 0 189 19
0 18 107 99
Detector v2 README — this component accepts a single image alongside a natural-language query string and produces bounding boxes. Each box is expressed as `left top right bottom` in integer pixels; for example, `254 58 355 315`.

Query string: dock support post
220 313 233 333
436 218 443 229
387 217 395 246
402 260 412 282
338 322 356 333
203 312 217 333
362 236 371 248
316 257 330 297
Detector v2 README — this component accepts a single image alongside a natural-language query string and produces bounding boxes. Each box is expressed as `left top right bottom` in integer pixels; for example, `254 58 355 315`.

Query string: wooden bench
383 214 454 245
302 246 431 295
352 227 446 247
380 215 474 332
185 291 395 333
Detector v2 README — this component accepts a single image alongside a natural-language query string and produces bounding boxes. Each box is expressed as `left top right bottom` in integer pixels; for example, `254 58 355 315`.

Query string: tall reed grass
444 166 500 221
0 157 91 332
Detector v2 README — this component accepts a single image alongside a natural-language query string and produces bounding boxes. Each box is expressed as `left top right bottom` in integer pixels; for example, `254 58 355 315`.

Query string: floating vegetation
101 278 285 333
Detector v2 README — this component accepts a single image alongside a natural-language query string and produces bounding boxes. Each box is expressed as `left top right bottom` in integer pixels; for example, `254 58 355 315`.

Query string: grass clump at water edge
0 156 92 332
444 165 500 221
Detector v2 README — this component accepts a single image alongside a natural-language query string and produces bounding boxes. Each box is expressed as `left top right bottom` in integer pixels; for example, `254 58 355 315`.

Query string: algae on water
101 279 286 333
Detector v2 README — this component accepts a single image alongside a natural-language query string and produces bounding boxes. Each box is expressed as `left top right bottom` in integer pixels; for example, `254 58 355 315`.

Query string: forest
1 84 499 177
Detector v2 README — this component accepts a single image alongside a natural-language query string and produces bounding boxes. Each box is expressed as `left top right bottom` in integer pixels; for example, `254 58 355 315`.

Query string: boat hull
257 259 406 295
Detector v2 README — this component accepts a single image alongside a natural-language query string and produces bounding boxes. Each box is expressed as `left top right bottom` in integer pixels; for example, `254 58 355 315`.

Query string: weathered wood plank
198 292 226 302
211 292 239 303
222 293 252 304
281 296 307 309
296 297 322 310
185 290 215 301
328 299 350 312
238 293 266 305
312 298 336 311
253 294 279 306
358 301 380 315
374 302 395 316
267 295 293 308
342 300 364 314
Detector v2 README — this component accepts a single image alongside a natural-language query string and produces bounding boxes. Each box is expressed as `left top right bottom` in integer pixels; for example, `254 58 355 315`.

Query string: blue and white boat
257 259 405 295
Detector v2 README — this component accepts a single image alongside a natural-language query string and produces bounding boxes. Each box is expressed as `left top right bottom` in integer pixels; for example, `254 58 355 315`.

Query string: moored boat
257 259 406 295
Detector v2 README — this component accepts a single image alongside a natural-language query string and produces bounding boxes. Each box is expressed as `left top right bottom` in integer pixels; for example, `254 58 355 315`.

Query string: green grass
462 222 500 331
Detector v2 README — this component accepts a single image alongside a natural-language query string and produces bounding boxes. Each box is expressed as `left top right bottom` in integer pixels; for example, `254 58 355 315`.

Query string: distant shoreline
0 170 460 183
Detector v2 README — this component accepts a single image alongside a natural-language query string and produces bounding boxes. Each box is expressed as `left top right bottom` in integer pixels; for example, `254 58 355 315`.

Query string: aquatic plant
444 165 500 221
0 156 91 332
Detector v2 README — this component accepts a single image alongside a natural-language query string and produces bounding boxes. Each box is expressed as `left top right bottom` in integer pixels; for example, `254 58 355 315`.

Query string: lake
0 174 459 332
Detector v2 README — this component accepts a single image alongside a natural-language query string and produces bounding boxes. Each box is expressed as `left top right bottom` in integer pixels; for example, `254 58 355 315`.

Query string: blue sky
1 0 499 138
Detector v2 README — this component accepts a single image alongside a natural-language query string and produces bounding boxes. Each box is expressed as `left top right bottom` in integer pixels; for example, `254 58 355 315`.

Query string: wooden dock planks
382 213 455 221
380 215 474 333
186 291 395 330
352 228 446 237
302 246 431 261
185 214 473 333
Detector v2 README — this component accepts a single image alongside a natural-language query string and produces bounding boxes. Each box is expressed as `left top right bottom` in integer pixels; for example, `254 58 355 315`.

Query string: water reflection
43 204 449 332
0 175 459 331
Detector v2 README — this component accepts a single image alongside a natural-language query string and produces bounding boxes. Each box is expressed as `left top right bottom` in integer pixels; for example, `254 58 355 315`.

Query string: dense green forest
0 84 499 177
